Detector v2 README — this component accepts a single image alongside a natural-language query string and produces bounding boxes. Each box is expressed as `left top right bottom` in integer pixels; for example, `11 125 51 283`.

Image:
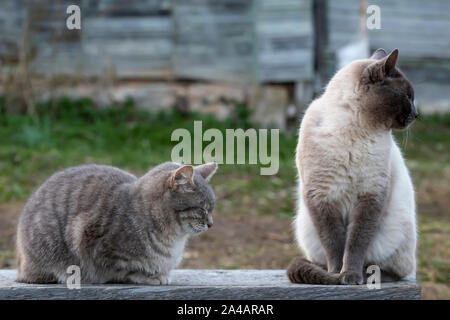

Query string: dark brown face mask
360 48 418 130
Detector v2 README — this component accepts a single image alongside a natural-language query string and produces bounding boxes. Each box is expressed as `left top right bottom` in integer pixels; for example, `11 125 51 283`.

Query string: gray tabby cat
288 48 418 284
16 162 218 284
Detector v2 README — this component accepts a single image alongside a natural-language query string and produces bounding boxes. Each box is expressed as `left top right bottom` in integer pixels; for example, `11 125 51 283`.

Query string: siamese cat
287 49 418 285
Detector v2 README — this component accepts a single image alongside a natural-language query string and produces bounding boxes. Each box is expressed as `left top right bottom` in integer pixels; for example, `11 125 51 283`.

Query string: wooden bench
0 269 421 300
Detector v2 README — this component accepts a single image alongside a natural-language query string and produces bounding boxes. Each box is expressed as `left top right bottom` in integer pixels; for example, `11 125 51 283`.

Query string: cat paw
339 271 364 285
143 278 162 285
141 275 170 285
158 275 170 285
126 273 168 285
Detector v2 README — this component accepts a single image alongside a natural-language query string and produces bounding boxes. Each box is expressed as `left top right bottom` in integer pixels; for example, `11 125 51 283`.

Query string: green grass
417 214 450 284
0 97 297 203
0 97 447 222
395 115 450 180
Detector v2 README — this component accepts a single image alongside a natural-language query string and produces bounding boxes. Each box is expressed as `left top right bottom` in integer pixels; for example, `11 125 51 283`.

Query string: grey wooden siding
173 0 255 82
28 0 173 78
327 0 360 52
255 0 313 82
328 0 450 60
2 0 450 83
0 0 313 83
0 0 25 62
174 0 314 83
367 0 450 60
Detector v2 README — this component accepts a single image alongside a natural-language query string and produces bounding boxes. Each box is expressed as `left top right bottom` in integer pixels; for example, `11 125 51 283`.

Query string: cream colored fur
294 60 417 280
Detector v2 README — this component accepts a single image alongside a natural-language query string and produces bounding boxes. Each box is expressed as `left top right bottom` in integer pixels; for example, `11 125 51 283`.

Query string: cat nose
206 216 213 228
411 102 418 119
206 214 213 228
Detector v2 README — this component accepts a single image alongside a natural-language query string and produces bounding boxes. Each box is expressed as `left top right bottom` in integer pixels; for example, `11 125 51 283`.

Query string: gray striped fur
16 162 218 285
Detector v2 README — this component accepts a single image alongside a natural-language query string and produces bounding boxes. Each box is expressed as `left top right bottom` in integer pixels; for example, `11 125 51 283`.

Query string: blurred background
0 0 448 299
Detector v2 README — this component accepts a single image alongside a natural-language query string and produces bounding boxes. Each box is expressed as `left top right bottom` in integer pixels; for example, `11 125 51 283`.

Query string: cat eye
178 207 206 214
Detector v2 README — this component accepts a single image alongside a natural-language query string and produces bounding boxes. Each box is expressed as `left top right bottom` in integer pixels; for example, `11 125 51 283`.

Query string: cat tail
287 257 341 285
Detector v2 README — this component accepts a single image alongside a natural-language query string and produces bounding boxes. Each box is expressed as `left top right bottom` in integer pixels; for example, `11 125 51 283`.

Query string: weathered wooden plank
367 18 450 38
32 42 173 78
175 21 252 42
95 0 171 16
368 40 450 59
32 55 173 78
83 39 174 57
175 54 254 82
83 17 173 39
259 51 312 66
0 269 421 300
175 0 252 14
258 36 313 53
367 0 450 12
370 9 450 21
256 21 312 36
258 0 311 11
258 64 312 82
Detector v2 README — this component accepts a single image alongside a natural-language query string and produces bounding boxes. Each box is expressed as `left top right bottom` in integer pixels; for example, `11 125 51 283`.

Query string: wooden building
0 0 449 127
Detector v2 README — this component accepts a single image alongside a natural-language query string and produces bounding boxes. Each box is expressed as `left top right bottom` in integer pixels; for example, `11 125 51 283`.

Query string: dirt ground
0 203 19 268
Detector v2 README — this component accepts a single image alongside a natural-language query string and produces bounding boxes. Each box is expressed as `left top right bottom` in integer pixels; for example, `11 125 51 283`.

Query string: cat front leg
305 192 346 274
340 192 386 285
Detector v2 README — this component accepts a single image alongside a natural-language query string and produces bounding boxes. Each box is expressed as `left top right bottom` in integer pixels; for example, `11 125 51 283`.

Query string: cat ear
195 162 218 181
370 48 387 60
170 165 194 189
383 48 399 75
362 49 399 83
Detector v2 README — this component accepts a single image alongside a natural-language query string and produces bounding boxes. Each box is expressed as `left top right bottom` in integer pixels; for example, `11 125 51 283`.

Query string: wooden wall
174 0 314 83
0 0 25 63
1 0 450 84
255 0 313 82
0 0 314 83
27 0 173 78
173 0 255 82
328 0 450 60
367 0 450 60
